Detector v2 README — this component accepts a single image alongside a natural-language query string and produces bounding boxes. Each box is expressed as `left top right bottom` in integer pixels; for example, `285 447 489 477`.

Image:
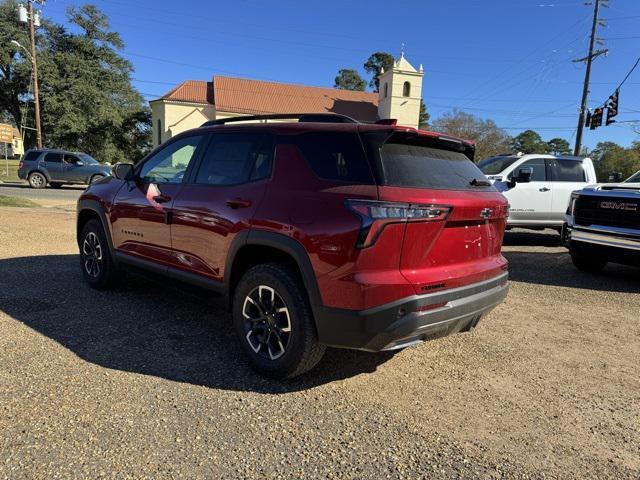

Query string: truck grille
574 196 640 229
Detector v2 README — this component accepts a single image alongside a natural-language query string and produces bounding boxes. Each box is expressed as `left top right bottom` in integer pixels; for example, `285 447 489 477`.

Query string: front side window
508 158 547 182
549 159 585 182
64 154 80 164
195 133 273 186
139 135 203 184
44 152 63 163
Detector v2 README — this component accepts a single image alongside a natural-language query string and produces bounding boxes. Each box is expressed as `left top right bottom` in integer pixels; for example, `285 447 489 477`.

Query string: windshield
626 170 640 183
78 153 99 165
478 156 519 175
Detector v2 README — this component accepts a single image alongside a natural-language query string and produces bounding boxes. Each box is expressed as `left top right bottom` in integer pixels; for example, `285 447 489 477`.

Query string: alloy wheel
30 174 44 187
242 285 291 361
82 232 103 278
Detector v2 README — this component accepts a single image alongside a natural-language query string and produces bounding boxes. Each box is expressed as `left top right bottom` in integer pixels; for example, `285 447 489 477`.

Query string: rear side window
44 152 63 163
549 159 585 182
23 151 40 162
195 133 273 185
377 142 493 191
293 132 374 184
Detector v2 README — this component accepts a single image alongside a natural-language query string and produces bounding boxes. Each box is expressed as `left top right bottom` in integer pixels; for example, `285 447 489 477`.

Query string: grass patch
0 195 40 208
0 159 21 183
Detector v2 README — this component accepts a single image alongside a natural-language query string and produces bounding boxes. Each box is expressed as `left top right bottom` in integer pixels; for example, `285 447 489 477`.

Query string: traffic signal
585 110 592 128
590 107 604 130
606 89 619 125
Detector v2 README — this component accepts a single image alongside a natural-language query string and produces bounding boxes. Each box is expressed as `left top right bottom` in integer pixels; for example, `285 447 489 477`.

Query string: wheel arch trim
224 230 323 311
76 199 117 264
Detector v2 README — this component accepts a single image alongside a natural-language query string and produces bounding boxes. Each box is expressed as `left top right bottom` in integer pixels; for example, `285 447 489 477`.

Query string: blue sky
43 0 640 151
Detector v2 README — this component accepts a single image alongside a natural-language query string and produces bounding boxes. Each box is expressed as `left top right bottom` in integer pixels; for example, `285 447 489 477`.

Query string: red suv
77 114 509 378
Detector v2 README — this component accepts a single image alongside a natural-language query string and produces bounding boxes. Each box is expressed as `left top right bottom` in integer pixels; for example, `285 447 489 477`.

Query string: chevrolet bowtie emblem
480 208 492 219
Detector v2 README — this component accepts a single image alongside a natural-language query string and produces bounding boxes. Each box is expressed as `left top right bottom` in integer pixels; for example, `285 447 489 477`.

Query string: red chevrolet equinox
77 113 509 378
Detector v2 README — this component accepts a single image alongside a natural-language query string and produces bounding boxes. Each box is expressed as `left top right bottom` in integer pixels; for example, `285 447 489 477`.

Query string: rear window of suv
365 133 495 191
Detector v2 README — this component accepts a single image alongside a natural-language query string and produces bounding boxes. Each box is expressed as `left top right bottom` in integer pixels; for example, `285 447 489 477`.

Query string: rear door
502 158 553 223
169 132 274 281
110 134 205 265
548 158 587 222
42 152 63 181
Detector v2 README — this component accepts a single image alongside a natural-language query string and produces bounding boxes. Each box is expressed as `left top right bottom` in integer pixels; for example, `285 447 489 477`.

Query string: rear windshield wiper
469 178 491 187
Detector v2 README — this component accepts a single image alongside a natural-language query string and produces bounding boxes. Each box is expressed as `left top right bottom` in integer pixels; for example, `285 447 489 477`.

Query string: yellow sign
0 124 14 144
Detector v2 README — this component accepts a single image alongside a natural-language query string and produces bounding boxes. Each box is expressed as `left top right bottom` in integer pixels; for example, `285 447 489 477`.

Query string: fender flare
224 230 323 310
76 199 117 264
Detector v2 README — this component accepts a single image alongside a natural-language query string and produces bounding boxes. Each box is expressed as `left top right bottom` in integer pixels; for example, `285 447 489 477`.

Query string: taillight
346 199 451 248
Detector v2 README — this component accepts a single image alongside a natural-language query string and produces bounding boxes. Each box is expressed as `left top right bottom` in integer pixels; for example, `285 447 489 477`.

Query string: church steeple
377 52 424 129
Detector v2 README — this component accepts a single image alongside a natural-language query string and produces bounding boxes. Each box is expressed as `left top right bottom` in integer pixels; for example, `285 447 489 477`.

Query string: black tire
232 263 326 379
571 251 607 273
28 171 47 189
79 219 121 289
89 174 105 184
50 182 63 189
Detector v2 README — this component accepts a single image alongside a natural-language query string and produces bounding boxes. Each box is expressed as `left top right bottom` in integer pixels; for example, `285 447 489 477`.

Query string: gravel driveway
1 207 638 479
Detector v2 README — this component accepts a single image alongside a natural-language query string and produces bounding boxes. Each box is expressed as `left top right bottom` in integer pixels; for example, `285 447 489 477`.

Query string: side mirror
513 167 533 184
112 162 135 180
76 161 84 166
608 172 623 183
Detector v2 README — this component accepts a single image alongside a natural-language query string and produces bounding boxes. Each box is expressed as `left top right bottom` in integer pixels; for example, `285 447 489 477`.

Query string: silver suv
18 149 111 189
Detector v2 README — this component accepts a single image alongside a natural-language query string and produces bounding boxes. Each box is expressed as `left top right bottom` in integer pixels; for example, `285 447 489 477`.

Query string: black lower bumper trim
314 272 509 351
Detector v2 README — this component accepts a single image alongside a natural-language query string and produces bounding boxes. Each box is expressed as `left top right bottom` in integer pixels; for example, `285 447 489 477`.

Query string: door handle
153 194 171 203
226 198 252 209
539 187 551 192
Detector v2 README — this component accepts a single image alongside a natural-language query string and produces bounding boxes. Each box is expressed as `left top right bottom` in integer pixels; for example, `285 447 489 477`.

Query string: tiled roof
157 80 213 104
155 76 380 122
213 76 379 122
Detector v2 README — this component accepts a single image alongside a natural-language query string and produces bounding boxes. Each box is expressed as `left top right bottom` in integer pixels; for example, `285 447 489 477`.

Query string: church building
150 54 424 147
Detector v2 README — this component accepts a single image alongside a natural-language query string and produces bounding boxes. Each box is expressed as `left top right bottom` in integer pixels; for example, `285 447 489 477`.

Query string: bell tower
377 52 424 129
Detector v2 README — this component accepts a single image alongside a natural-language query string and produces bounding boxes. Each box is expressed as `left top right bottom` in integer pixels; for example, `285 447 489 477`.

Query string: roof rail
201 113 358 127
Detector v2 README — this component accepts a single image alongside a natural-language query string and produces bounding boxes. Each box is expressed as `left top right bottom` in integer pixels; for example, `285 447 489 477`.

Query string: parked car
76 113 510 378
564 171 640 272
478 153 597 231
18 149 111 188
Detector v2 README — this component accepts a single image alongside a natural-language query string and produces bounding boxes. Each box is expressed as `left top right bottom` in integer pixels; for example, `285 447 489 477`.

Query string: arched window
403 81 411 97
383 82 388 98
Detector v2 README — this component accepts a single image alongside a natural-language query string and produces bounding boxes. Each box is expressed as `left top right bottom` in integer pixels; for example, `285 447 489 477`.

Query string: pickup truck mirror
76 161 84 166
112 162 135 181
608 172 623 183
509 167 533 188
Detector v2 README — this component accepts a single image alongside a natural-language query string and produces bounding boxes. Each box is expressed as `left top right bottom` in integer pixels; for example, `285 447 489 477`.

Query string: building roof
156 80 214 104
154 76 379 122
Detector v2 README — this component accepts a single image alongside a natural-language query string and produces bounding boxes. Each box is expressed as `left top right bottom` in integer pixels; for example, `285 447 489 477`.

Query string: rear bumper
314 272 509 351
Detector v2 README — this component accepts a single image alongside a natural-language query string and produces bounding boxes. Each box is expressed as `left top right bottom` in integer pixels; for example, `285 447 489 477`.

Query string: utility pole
574 0 604 156
27 0 42 149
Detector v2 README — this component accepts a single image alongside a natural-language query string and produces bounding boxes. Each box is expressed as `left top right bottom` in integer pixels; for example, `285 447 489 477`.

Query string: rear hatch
361 129 509 294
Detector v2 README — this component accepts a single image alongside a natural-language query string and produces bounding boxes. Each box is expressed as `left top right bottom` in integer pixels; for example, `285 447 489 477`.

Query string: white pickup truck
478 154 597 230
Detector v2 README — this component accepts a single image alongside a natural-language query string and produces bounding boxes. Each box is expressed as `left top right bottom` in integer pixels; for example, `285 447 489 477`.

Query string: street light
10 40 31 59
